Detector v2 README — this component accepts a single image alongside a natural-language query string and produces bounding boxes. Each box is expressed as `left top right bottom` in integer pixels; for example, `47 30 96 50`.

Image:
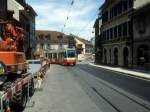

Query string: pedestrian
35 72 44 90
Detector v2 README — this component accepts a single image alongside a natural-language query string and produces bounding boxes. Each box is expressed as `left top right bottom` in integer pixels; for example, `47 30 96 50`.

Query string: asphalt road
76 63 150 103
23 63 150 112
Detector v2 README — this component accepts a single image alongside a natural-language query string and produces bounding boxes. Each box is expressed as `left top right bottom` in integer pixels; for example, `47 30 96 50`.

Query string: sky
26 0 104 40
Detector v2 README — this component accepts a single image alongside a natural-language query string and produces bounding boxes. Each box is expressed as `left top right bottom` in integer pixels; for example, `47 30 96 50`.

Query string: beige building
74 36 93 61
35 30 76 57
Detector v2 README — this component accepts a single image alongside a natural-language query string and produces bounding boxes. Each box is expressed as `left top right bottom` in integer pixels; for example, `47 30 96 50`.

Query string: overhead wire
62 0 99 39
75 9 99 36
61 0 74 33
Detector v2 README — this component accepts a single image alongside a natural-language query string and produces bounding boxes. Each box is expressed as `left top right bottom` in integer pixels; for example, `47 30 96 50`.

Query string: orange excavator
0 20 26 74
0 20 35 112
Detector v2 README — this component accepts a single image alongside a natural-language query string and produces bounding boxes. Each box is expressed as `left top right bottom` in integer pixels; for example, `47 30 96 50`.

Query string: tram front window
67 51 75 58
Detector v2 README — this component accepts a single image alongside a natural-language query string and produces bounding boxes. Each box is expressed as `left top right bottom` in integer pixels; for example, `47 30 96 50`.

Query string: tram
46 48 77 66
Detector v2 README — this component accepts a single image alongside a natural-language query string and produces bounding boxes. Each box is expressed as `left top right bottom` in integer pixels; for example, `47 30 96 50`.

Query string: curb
89 63 150 80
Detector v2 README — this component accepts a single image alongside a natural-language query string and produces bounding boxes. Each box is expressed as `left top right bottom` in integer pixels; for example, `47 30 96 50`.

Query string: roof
26 4 37 16
36 30 70 43
74 36 93 46
100 0 114 10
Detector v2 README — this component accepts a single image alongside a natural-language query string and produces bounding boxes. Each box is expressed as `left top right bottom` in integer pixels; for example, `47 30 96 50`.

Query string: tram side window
54 53 57 59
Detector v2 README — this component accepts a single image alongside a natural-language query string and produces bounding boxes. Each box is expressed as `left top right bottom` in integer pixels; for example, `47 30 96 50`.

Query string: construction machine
0 20 34 112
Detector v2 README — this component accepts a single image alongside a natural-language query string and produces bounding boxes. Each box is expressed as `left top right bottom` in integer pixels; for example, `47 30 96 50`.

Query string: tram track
68 65 150 112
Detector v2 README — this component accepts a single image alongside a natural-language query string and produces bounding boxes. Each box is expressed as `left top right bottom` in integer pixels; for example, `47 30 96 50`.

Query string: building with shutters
35 30 76 58
35 30 93 61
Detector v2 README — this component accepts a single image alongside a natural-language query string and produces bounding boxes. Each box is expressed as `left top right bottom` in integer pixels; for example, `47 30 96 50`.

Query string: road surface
24 63 150 112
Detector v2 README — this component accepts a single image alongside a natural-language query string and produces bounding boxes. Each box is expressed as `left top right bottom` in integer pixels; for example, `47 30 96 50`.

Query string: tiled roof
74 36 93 46
36 30 92 46
36 30 69 43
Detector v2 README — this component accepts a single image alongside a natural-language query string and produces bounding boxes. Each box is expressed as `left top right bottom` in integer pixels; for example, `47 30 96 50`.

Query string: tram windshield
67 50 76 58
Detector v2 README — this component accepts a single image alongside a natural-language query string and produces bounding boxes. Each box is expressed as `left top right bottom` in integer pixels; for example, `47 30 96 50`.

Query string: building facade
0 0 7 20
133 1 150 70
100 0 133 67
19 2 37 59
95 0 150 70
94 17 102 64
35 30 76 58
74 36 93 61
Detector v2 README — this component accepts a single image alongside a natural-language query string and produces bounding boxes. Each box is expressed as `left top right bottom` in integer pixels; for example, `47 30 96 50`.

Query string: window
107 29 110 40
102 11 109 23
114 26 117 38
114 6 117 16
112 7 114 18
105 11 108 21
26 24 30 32
123 22 127 37
110 28 113 40
67 50 75 58
128 21 132 36
41 44 44 49
138 16 145 34
46 34 51 40
39 34 44 40
128 0 133 9
47 44 51 49
109 9 112 19
117 2 123 15
123 0 128 11
104 31 107 40
118 24 122 37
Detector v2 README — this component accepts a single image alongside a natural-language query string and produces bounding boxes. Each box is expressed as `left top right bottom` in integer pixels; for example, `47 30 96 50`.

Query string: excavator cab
0 20 27 74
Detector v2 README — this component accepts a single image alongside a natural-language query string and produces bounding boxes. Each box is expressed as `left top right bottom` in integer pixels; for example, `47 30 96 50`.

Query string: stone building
94 17 102 64
20 4 37 59
95 0 150 70
99 0 133 67
132 1 150 70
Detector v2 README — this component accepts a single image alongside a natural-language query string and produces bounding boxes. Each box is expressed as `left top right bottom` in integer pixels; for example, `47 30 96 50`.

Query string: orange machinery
0 21 26 73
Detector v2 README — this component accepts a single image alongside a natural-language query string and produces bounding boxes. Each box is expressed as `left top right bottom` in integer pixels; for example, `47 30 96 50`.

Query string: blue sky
26 0 104 40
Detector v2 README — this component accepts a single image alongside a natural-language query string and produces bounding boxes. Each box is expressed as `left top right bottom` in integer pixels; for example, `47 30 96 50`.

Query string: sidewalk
89 63 150 80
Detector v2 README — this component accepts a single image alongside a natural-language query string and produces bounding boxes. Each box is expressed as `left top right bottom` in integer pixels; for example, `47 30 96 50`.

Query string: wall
133 12 150 39
7 0 24 21
134 0 150 9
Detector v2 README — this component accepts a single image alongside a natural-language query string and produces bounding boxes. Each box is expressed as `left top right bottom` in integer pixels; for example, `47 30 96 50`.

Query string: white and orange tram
46 48 77 66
